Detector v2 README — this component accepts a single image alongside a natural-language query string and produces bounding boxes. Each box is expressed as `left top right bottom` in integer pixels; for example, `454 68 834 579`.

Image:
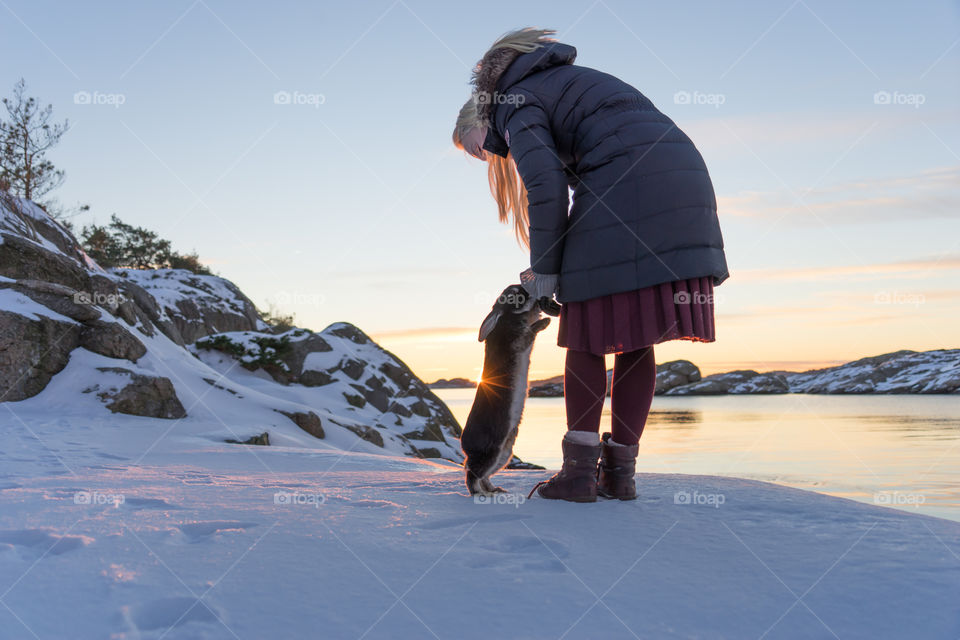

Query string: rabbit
461 284 556 496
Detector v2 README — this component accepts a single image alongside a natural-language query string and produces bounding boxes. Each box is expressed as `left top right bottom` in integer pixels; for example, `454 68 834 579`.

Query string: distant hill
428 377 477 389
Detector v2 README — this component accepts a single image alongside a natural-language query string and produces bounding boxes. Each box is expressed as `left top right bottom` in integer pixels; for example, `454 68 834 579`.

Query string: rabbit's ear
478 309 503 342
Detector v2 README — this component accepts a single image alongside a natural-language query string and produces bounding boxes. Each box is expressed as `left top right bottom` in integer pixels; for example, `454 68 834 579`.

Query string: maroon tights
564 347 656 446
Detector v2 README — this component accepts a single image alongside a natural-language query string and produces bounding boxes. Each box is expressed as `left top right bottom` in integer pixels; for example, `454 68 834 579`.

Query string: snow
111 268 270 330
786 350 960 394
0 196 77 258
0 288 81 324
1 402 958 639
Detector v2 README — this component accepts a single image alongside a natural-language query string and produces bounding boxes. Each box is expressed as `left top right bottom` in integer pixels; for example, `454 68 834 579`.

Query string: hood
471 42 578 127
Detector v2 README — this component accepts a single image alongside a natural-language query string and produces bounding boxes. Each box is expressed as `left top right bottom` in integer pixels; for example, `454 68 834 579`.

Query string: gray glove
519 268 561 316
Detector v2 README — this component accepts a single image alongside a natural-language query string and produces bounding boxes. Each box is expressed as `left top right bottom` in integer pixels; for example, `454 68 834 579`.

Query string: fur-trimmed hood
461 40 577 132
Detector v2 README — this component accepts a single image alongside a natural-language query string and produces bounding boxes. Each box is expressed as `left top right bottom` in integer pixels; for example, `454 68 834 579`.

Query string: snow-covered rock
529 351 960 396
785 349 960 394
0 195 464 462
666 369 791 395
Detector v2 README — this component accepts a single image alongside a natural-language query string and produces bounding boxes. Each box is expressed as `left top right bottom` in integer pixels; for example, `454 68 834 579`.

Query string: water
434 389 960 522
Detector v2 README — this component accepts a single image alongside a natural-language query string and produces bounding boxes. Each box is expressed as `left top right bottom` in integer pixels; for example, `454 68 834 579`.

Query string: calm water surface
434 389 960 522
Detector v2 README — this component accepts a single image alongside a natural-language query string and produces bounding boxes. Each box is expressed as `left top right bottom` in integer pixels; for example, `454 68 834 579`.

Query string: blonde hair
452 28 556 250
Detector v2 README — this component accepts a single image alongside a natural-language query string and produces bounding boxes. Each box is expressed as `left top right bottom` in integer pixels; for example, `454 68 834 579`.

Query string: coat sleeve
504 101 569 275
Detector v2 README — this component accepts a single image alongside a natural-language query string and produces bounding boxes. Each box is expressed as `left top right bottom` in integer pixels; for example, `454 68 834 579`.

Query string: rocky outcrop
93 367 187 419
526 351 960 396
528 359 705 397
79 320 146 362
428 377 477 389
784 350 960 394
0 195 468 463
664 370 790 395
195 322 464 458
0 307 81 402
277 409 325 439
113 269 266 344
655 360 701 394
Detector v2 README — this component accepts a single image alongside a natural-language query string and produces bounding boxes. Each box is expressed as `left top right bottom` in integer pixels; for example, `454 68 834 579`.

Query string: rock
299 369 334 387
1 279 102 322
655 360 701 394
343 392 366 408
95 368 186 418
276 410 324 439
402 419 446 442
0 232 91 292
226 432 270 446
786 349 960 394
340 422 384 448
281 333 332 377
414 447 442 458
529 382 564 397
506 456 545 470
79 320 146 362
428 377 477 388
339 357 365 380
0 197 87 260
527 360 702 397
0 310 81 401
327 322 370 345
667 370 790 395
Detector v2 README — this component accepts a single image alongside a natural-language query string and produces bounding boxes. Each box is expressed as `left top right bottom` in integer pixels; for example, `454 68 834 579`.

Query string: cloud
718 165 960 223
734 253 960 283
681 108 959 151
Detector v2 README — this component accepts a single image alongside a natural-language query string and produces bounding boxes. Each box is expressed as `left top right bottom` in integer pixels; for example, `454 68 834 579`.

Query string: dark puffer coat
478 42 729 304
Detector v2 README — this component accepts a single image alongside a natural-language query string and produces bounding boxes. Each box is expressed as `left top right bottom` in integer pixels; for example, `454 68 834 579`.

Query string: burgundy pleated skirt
557 276 717 355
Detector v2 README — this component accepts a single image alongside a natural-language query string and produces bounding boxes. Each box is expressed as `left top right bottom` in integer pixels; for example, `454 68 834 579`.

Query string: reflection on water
434 389 960 522
646 410 702 427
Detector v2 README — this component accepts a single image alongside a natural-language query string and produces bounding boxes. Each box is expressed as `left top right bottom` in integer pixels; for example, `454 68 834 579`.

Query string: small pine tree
80 213 212 275
0 79 69 208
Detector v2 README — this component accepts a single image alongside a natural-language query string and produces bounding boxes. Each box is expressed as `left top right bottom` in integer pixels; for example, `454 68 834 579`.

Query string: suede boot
528 437 601 502
597 432 638 500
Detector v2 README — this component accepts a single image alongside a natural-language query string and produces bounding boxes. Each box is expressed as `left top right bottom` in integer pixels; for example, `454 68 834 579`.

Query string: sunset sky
2 0 957 380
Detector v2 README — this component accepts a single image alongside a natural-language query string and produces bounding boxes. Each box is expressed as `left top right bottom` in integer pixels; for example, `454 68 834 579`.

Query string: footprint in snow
468 535 570 572
175 521 259 543
0 529 93 557
126 596 221 631
418 513 532 530
123 497 180 511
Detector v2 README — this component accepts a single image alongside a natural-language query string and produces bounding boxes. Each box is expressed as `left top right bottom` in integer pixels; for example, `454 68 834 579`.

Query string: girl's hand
519 268 561 315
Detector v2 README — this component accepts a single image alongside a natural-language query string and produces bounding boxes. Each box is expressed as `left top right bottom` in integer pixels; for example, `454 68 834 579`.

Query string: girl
453 28 729 502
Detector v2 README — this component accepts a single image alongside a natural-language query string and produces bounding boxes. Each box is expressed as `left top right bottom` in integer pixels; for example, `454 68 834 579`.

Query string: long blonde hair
452 28 556 250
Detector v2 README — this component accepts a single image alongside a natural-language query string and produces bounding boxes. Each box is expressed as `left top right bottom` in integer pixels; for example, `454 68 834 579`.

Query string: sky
2 0 958 380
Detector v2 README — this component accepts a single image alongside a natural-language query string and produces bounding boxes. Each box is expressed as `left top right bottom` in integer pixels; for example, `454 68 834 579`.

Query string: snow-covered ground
1 407 958 640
